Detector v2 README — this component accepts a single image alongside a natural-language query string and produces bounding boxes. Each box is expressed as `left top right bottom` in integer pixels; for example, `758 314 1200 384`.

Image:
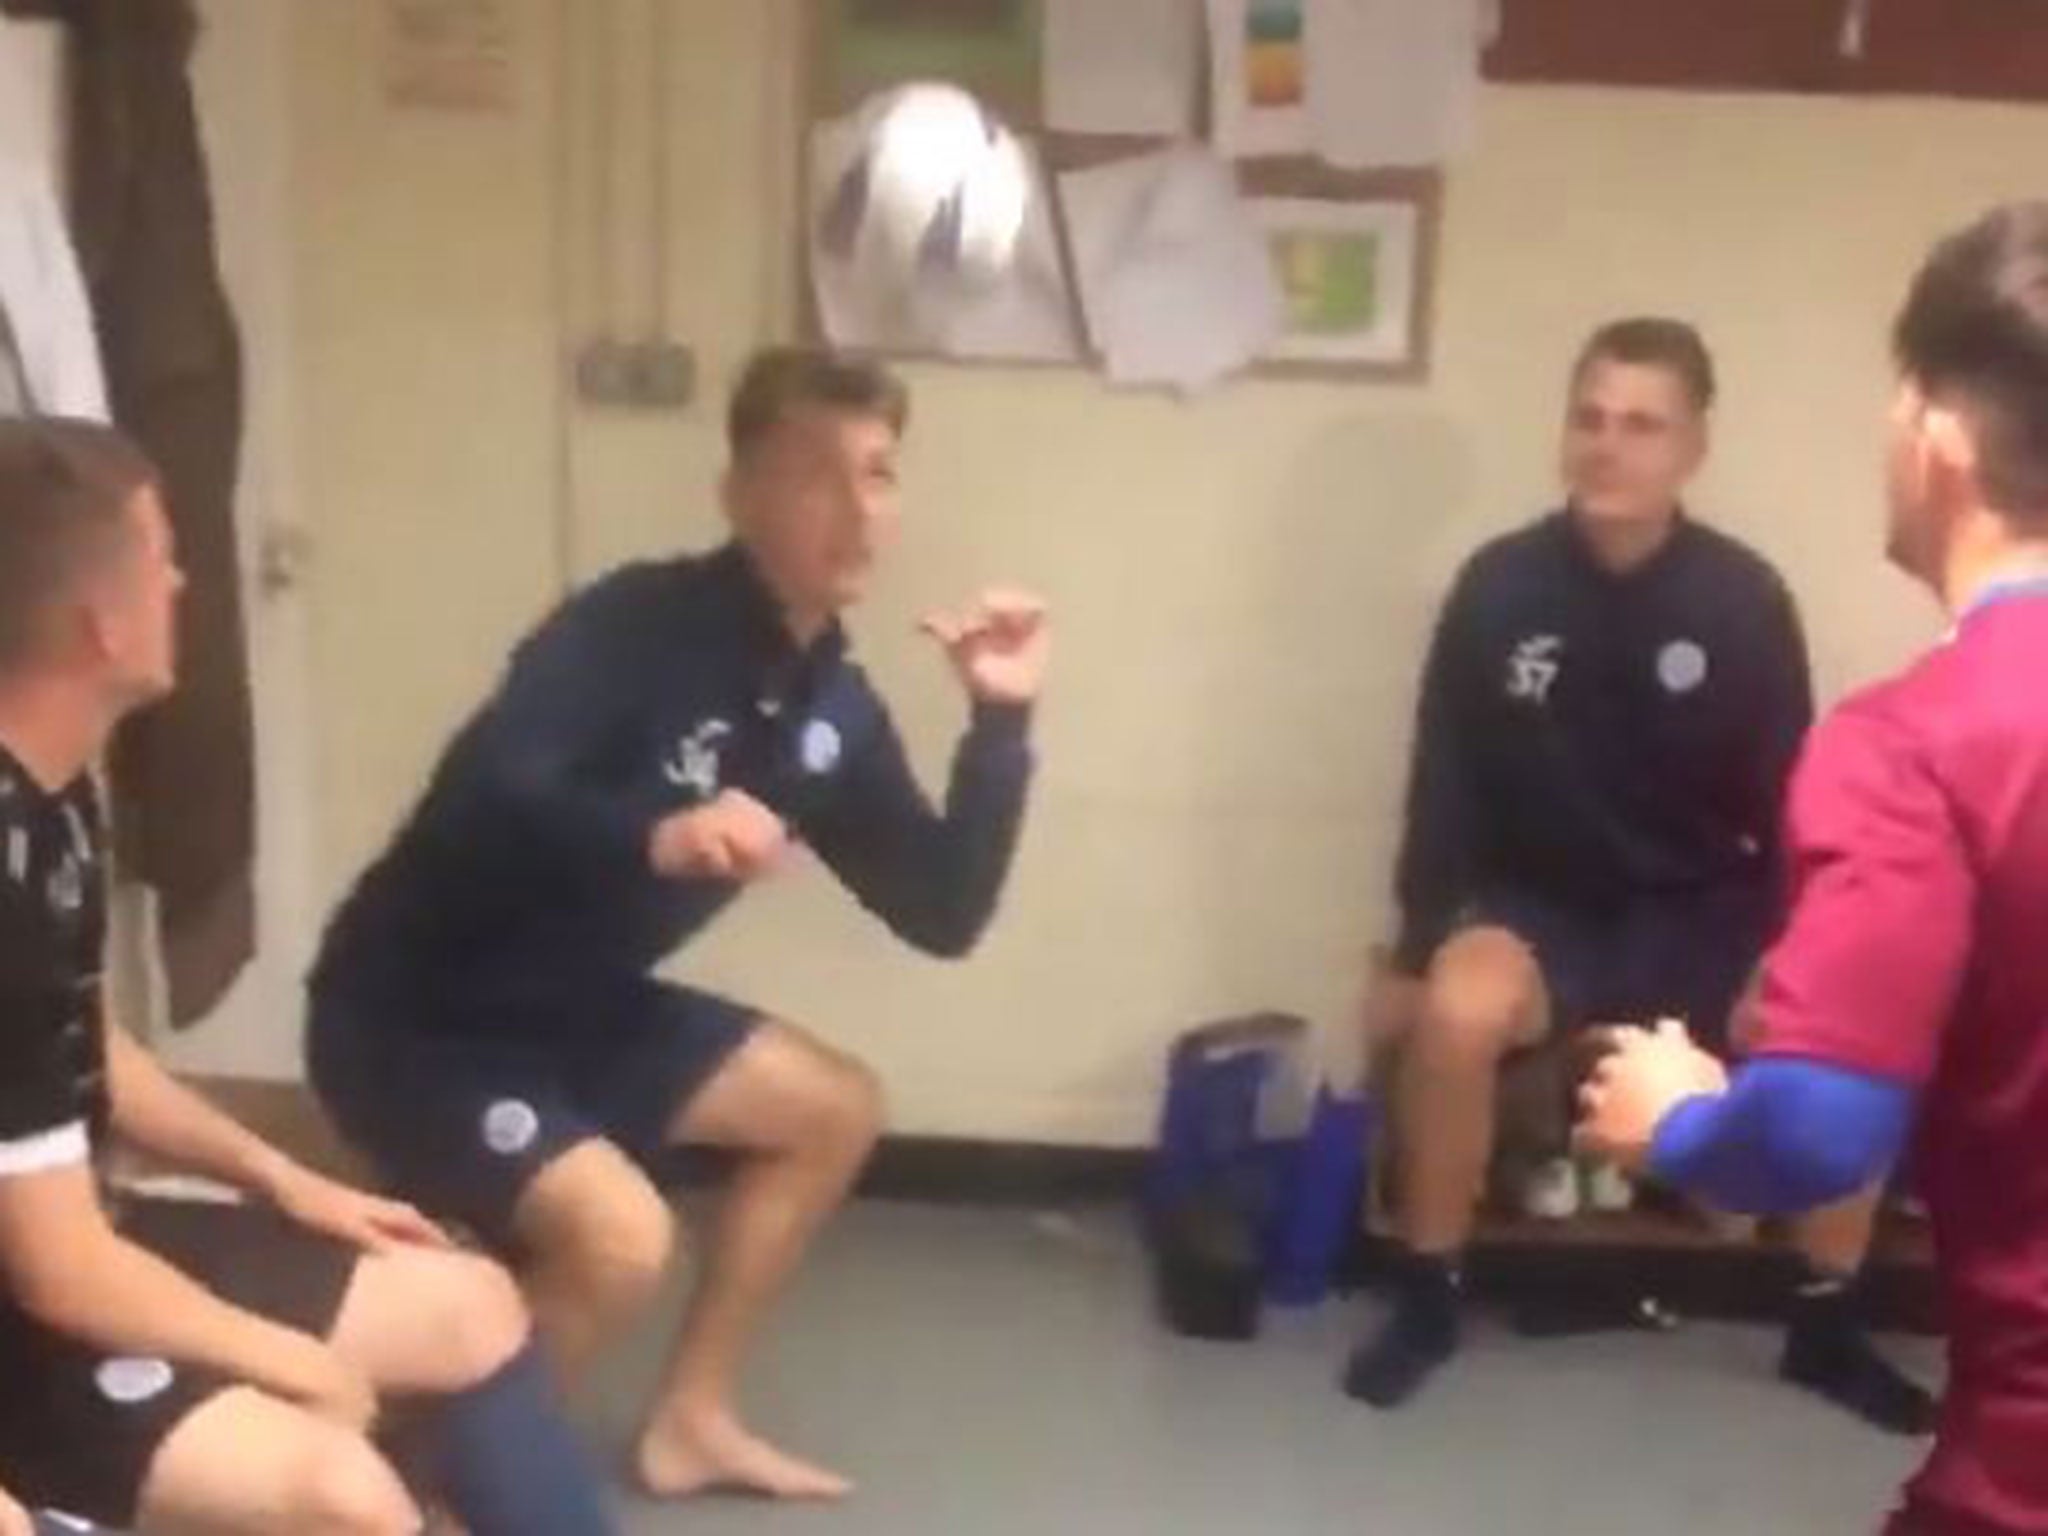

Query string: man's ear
1922 401 1982 510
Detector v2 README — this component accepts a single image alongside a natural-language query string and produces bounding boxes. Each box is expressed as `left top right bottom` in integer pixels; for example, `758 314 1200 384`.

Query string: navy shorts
307 975 761 1251
1468 882 1773 1053
0 1198 357 1529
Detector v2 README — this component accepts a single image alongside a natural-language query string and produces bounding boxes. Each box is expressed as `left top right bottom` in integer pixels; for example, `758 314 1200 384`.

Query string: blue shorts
306 975 760 1249
1467 882 1773 1052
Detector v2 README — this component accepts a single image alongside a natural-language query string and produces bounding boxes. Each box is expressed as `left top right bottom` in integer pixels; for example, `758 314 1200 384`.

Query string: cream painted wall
291 0 568 881
288 1 2048 1143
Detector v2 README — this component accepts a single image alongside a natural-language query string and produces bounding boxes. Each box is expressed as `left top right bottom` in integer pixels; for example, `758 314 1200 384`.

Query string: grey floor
584 1202 1937 1536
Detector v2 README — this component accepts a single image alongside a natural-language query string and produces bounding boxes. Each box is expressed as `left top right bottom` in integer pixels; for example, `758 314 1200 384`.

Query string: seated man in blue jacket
308 348 1046 1504
1349 319 1927 1435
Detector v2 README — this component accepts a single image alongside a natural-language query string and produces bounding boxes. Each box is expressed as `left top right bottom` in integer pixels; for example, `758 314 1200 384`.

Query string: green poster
823 0 1044 124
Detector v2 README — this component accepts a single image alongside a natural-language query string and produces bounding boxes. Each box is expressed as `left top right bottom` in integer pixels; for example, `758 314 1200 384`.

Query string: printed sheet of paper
1059 146 1283 392
1206 0 1311 158
1305 0 1483 168
1043 0 1200 136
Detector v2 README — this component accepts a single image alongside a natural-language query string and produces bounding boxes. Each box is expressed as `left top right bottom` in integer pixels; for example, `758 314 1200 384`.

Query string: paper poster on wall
1205 0 1310 157
1304 0 1483 169
1043 0 1200 136
1060 146 1284 392
1252 194 1421 369
383 0 516 113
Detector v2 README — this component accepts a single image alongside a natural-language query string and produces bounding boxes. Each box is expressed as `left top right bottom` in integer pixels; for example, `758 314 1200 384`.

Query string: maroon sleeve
1751 693 1974 1086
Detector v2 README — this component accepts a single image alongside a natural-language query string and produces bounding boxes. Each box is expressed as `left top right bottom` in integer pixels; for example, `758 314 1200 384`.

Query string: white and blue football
815 83 1031 318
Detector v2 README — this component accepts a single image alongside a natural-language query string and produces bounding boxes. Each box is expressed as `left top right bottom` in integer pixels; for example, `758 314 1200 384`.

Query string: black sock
1780 1269 1936 1437
1343 1248 1461 1410
428 1340 617 1535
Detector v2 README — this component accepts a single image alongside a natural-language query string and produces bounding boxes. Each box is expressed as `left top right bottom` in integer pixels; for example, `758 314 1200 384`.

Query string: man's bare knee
676 1024 887 1171
751 1044 886 1172
809 1054 885 1160
293 1429 420 1536
520 1152 677 1320
141 1388 422 1536
332 1240 534 1398
409 1250 530 1387
1422 928 1545 1062
556 1192 675 1317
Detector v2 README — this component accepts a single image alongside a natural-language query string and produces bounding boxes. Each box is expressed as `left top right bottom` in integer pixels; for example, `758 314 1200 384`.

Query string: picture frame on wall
1240 164 1440 381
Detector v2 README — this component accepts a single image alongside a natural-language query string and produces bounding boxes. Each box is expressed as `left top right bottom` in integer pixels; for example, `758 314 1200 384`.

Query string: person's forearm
1648 1058 1912 1215
103 1025 298 1199
9 1214 325 1397
931 701 1035 942
843 703 1034 959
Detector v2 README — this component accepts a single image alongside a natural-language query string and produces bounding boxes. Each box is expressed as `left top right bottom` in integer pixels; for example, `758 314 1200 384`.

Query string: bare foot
635 1409 852 1502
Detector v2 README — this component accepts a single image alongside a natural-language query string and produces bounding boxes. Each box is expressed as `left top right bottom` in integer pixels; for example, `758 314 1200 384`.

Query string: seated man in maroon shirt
1580 201 2048 1536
